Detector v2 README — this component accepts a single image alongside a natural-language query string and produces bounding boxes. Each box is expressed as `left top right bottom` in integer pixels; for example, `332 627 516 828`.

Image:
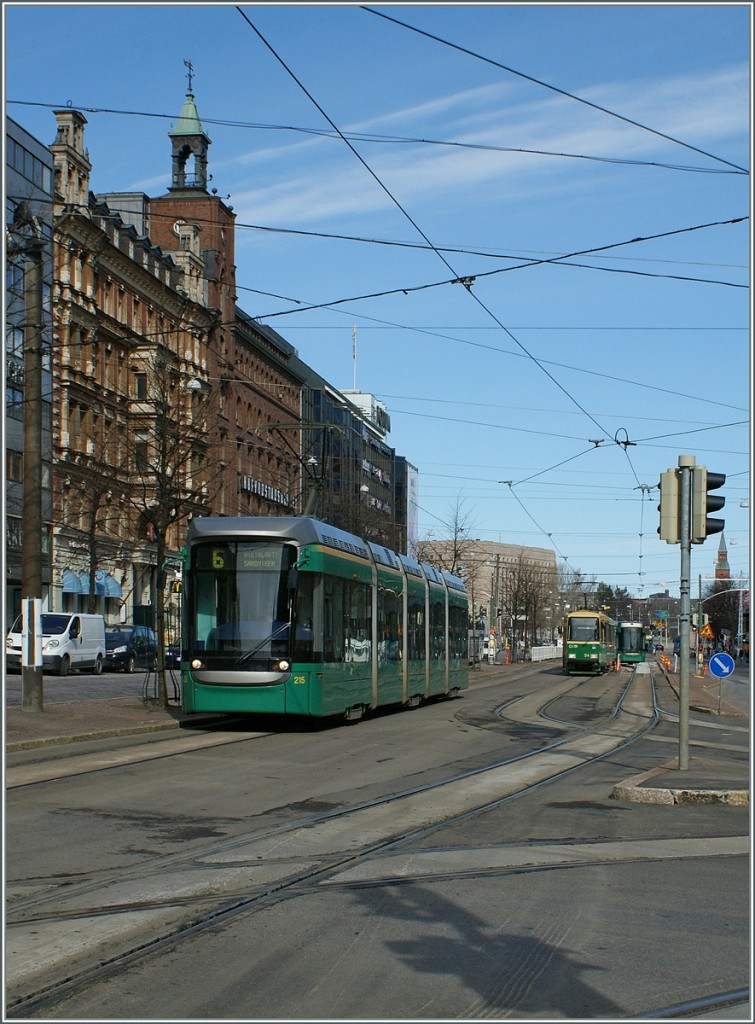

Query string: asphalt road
5 664 749 1020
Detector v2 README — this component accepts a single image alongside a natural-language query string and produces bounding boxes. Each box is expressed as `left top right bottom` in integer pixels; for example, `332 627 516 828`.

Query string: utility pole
11 204 46 712
352 325 357 391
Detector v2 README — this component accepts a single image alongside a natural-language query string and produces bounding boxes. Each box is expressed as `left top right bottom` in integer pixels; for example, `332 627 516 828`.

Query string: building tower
168 62 211 192
715 533 731 581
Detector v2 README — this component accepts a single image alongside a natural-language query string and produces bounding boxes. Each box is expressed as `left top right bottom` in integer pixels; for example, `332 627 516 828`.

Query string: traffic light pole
658 452 726 771
677 454 694 770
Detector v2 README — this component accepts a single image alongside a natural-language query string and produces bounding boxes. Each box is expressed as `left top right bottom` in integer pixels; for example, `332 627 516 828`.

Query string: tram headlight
191 658 204 670
275 659 291 672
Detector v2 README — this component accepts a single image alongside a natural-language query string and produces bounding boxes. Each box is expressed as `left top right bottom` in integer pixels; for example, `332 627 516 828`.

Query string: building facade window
6 386 23 420
134 431 149 471
6 450 23 481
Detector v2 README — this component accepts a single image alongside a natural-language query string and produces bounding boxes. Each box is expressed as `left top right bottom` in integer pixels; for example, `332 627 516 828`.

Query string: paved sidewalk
610 663 750 806
5 696 224 752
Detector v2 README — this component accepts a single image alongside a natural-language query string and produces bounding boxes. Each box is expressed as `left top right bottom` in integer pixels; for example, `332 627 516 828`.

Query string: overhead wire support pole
13 207 46 712
352 324 357 391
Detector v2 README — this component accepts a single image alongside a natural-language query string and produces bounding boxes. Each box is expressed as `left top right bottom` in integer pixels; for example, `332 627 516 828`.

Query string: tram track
5 667 669 1016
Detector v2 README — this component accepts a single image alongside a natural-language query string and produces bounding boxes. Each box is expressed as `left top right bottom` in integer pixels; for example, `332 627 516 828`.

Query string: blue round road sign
707 652 735 678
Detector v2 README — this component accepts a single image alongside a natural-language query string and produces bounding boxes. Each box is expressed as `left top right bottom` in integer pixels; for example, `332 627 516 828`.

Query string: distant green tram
562 608 617 674
180 516 469 722
616 621 647 666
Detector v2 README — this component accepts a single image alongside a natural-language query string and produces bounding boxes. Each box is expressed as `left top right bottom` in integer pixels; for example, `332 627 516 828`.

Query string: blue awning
81 570 122 597
62 568 83 593
67 570 123 597
102 573 123 598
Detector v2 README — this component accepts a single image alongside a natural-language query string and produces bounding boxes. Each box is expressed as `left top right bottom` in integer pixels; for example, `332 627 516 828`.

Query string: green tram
180 517 469 721
616 620 646 666
562 608 617 674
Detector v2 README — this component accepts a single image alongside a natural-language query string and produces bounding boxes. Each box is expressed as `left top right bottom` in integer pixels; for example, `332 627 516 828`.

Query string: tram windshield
188 540 298 666
618 625 644 652
568 616 600 642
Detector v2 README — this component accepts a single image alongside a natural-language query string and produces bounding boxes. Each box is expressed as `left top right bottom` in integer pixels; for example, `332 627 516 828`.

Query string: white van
6 612 106 676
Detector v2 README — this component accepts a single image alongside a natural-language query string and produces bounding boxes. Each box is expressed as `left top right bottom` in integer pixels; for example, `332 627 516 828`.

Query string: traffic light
691 466 725 543
657 468 681 544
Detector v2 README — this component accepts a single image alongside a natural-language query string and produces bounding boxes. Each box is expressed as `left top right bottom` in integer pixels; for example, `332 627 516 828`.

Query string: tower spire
168 63 211 192
715 532 730 580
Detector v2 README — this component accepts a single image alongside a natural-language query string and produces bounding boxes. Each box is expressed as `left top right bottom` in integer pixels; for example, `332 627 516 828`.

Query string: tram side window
430 595 446 659
347 581 371 664
323 576 372 663
377 586 402 661
449 603 468 660
293 573 318 662
407 593 425 661
323 576 345 662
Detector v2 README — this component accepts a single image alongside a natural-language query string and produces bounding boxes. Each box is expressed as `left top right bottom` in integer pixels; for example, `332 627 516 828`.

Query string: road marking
323 835 751 884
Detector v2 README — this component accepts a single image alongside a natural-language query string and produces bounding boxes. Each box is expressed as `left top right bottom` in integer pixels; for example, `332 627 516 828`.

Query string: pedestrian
672 634 680 672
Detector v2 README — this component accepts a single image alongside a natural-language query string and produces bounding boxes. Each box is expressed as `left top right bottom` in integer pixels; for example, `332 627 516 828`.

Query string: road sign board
707 652 735 678
699 622 714 639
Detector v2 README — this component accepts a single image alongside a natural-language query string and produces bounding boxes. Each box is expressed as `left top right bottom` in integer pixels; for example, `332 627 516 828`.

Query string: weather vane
184 59 194 91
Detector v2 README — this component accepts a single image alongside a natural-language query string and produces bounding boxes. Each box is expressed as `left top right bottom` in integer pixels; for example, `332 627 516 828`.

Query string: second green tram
616 621 646 665
562 608 617 674
180 516 469 721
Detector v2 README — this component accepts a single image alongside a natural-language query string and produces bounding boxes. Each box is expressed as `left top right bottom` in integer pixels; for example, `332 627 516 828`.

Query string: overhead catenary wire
248 215 749 318
232 6 620 446
232 11 621 567
8 98 746 177
231 9 748 585
10 244 742 419
361 5 749 174
12 190 748 292
15 13 744 588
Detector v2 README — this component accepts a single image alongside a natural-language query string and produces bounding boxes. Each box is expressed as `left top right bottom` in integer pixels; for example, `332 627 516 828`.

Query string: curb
5 708 233 754
6 719 183 753
611 763 749 806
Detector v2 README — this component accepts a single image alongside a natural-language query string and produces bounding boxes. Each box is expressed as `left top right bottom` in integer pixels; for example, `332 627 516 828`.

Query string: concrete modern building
422 536 558 646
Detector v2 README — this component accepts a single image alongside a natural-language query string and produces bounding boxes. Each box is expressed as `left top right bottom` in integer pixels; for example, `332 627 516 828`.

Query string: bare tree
499 553 554 660
702 578 741 650
126 347 220 706
418 495 478 581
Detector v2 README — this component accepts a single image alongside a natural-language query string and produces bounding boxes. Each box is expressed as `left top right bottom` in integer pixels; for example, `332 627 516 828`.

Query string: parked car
104 625 157 672
165 642 181 669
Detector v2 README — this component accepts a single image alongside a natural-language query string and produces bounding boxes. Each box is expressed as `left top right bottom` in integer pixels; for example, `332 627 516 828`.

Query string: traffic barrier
528 645 561 663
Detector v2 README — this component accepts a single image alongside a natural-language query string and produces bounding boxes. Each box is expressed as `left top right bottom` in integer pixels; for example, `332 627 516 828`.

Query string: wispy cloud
224 64 748 230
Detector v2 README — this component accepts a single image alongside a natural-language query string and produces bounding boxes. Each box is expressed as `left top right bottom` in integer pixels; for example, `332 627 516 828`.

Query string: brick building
9 82 411 635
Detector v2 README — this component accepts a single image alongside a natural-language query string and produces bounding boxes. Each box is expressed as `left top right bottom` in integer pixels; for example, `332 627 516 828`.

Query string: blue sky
4 3 751 597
